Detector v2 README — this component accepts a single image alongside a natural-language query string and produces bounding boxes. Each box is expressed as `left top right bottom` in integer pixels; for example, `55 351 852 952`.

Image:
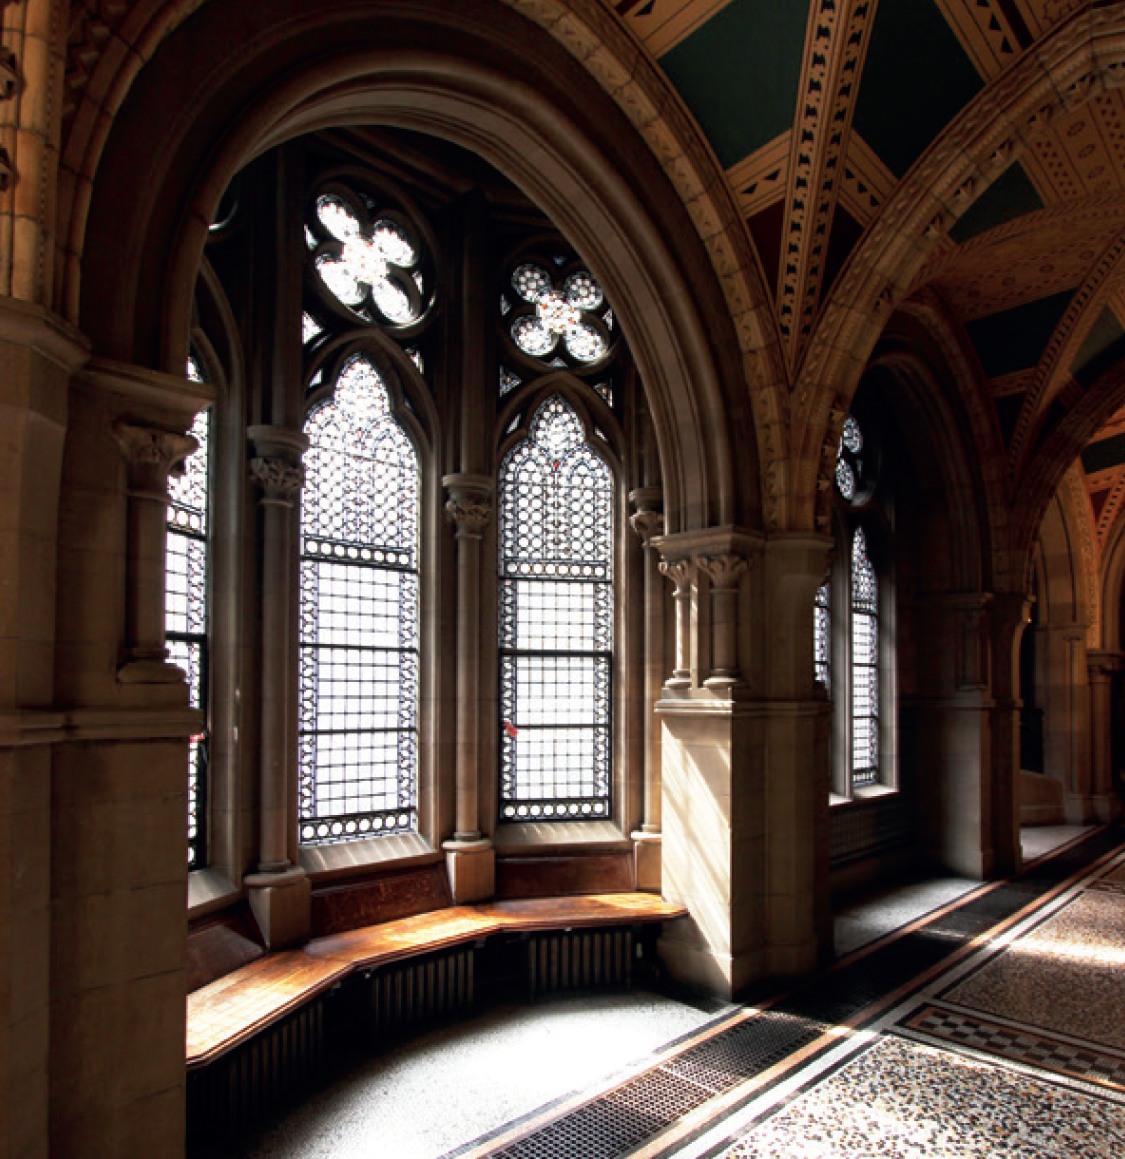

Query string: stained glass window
814 581 831 692
298 353 420 844
167 356 209 869
306 190 427 326
498 396 613 821
851 527 879 787
505 262 612 369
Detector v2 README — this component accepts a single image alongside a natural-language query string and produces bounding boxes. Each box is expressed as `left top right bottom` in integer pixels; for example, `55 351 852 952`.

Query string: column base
631 830 662 892
117 658 186 684
245 867 311 949
443 838 495 903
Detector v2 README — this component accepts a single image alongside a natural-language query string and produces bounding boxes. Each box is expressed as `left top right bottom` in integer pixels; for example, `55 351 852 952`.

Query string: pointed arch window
298 353 420 844
850 527 879 787
167 355 210 869
498 395 613 821
820 409 894 800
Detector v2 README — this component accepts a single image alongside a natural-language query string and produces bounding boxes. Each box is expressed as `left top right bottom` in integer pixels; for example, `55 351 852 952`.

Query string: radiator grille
365 947 475 1034
527 928 634 998
187 999 326 1143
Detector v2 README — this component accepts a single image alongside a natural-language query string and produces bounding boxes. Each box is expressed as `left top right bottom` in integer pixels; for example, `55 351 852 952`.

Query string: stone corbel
113 420 198 683
444 473 493 540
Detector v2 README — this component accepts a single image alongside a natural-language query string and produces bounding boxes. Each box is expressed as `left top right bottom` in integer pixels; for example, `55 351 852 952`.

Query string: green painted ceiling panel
964 290 1074 379
1072 308 1125 389
853 0 983 178
661 0 810 169
1082 432 1125 474
950 163 1044 244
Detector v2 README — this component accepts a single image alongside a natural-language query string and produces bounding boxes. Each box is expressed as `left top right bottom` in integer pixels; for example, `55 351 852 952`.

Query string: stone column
699 554 748 690
909 593 994 877
629 488 665 890
442 473 495 902
244 425 310 947
655 528 835 997
988 592 1032 876
112 422 197 683
659 558 694 690
1087 651 1123 822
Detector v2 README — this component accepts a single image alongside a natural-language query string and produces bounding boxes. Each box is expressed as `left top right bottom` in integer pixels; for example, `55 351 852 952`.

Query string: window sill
188 868 240 919
829 783 898 809
299 830 439 881
493 819 630 855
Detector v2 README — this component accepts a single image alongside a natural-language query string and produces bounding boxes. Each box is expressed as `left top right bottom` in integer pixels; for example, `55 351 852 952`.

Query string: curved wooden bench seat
187 893 687 1069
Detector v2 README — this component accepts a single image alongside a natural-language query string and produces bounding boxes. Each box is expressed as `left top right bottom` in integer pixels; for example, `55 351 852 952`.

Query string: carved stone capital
443 472 493 539
696 553 748 590
112 420 197 497
250 456 305 504
446 495 491 537
630 508 665 546
658 557 694 595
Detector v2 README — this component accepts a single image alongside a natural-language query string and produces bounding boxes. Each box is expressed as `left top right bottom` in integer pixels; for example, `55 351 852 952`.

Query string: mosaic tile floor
455 825 1125 1158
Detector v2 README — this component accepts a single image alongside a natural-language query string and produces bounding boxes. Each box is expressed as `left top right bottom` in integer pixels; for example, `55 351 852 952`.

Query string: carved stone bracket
250 456 305 505
628 486 664 547
113 420 197 498
248 424 308 507
443 473 493 540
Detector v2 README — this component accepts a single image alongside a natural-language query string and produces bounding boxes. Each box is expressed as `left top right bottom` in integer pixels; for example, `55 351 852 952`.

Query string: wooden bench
187 892 688 1069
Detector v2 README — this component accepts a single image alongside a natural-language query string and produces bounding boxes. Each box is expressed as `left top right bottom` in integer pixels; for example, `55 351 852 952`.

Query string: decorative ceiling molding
797 1 1125 535
728 131 789 218
614 0 735 59
839 133 894 226
933 0 1025 81
1009 229 1125 471
776 0 879 364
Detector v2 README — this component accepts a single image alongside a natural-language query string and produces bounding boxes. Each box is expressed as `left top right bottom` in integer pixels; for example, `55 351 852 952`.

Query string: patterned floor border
444 825 1125 1159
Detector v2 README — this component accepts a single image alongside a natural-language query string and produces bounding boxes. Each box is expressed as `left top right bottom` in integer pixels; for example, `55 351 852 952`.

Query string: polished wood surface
187 893 687 1068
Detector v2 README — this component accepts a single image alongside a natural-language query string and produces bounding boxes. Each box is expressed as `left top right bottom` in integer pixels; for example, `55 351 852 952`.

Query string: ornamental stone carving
629 508 664 546
658 557 694 595
696 553 748 590
445 496 491 537
112 420 197 497
250 456 305 503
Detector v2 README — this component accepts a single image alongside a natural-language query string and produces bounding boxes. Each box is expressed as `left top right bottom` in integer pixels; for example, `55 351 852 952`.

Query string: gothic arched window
298 353 421 844
820 410 894 799
167 355 210 869
498 395 614 821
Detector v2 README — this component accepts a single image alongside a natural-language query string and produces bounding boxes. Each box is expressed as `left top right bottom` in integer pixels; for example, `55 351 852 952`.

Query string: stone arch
64 0 774 535
795 0 1125 531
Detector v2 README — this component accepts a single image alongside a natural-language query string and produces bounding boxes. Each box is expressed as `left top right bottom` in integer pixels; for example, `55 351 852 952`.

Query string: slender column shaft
629 490 665 833
112 422 196 678
249 428 307 871
444 474 492 840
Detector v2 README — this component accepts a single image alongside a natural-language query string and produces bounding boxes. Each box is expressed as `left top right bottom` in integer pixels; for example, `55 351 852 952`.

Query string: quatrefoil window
507 262 612 365
308 191 428 325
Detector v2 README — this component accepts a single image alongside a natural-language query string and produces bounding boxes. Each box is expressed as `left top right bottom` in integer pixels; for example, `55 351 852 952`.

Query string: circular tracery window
504 258 614 368
306 185 431 327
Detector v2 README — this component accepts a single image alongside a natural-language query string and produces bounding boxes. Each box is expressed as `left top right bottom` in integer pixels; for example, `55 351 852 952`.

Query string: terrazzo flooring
194 825 1123 1158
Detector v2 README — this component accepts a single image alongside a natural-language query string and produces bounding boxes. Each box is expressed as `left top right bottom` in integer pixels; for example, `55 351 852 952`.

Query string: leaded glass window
498 396 613 821
306 187 428 326
167 356 209 869
851 527 879 787
505 260 614 372
814 581 831 692
299 353 420 844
